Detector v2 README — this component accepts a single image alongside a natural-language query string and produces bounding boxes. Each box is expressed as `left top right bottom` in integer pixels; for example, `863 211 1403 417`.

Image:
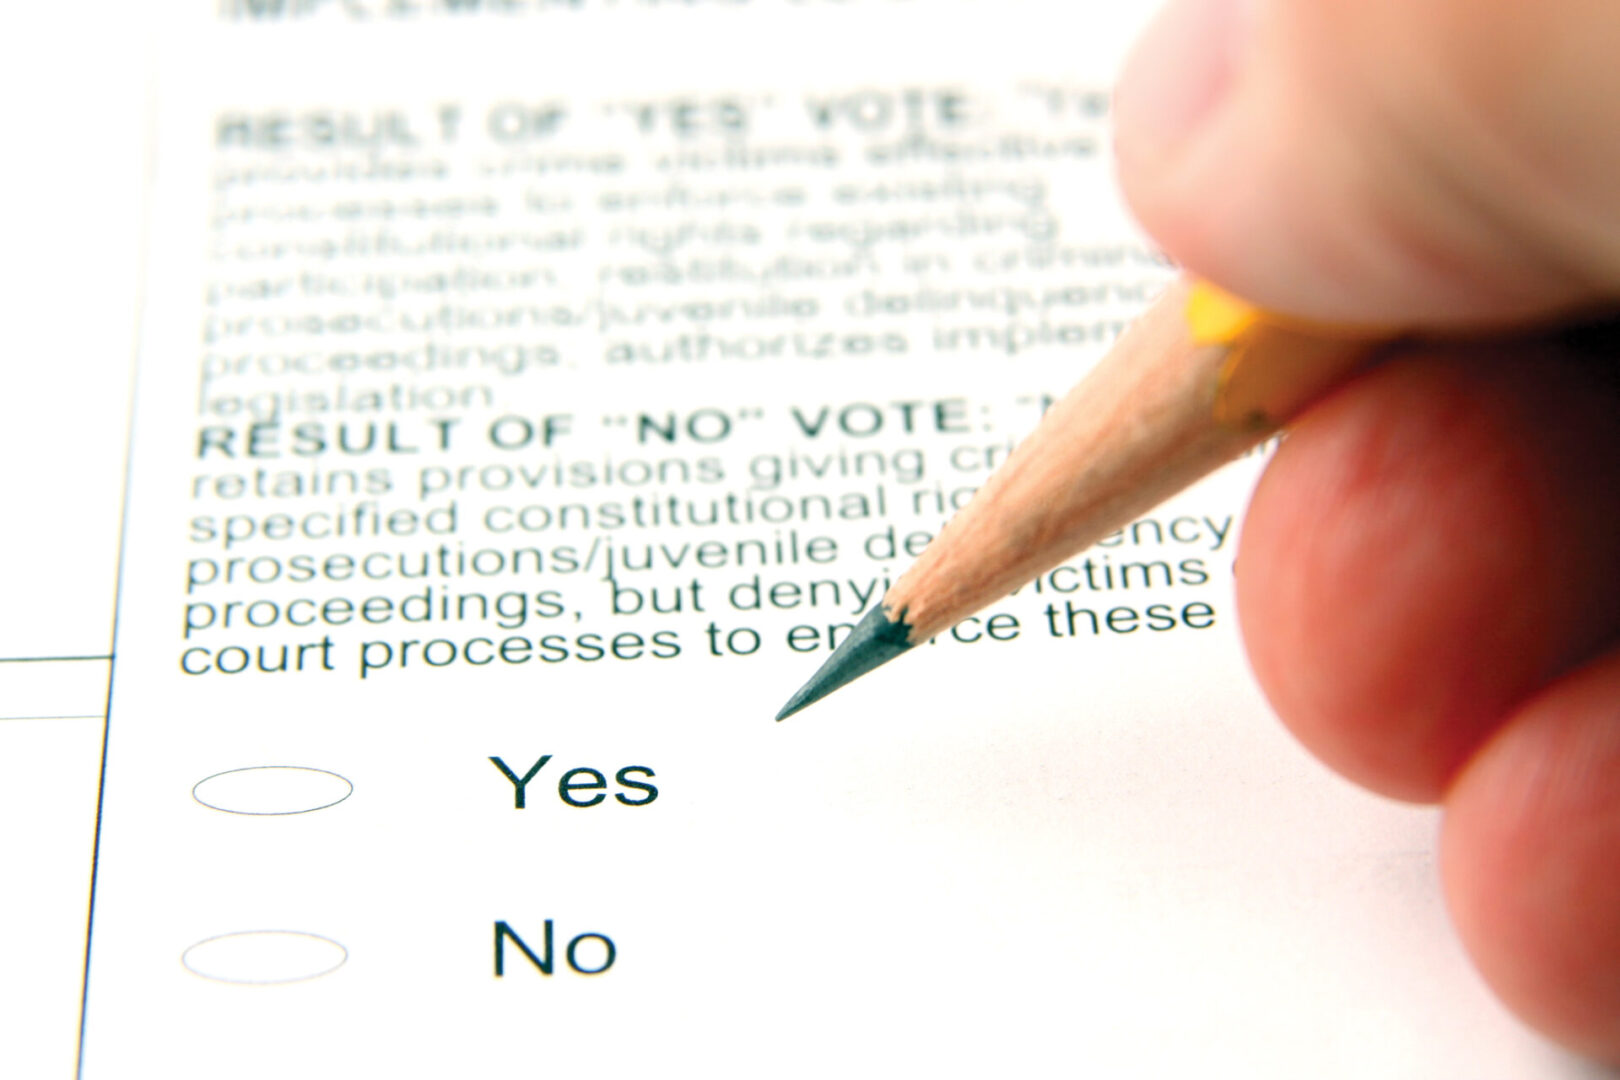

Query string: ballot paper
1 1 1608 1077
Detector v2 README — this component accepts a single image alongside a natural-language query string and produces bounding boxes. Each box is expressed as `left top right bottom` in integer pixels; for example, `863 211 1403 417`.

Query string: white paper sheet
2 2 1607 1077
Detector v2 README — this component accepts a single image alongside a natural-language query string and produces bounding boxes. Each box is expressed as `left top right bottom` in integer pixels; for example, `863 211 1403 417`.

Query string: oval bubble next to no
182 930 348 985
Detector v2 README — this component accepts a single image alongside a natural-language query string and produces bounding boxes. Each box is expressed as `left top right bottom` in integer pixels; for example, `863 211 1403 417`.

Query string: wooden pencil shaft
885 278 1368 644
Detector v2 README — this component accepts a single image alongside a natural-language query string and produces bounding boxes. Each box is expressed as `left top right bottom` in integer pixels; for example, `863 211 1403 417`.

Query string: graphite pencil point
774 605 914 721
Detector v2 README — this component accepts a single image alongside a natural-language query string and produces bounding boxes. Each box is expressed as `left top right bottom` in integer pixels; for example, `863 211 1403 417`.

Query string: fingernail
1115 0 1248 165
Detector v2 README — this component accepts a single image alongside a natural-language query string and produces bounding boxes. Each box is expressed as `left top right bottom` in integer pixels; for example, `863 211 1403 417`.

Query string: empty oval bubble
192 766 353 815
182 930 347 985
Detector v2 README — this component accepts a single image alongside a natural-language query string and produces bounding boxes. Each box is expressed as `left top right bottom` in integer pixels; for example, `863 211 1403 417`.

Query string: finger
1443 644 1620 1062
1235 342 1620 802
1113 0 1620 326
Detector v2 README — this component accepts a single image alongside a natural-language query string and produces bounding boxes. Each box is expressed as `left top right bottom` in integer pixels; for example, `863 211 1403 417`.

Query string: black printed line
0 655 113 664
77 67 157 1079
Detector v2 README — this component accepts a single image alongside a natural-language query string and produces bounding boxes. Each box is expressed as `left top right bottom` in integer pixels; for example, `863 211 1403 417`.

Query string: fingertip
1114 0 1620 325
1443 648 1620 1062
1116 0 1429 324
1236 345 1620 802
1112 0 1247 180
1238 353 1550 800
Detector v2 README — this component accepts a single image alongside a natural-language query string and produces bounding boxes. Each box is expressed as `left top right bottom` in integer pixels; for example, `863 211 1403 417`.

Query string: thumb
1113 0 1620 327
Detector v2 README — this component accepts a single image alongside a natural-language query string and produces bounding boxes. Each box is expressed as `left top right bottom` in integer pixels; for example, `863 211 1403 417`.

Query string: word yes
490 755 658 809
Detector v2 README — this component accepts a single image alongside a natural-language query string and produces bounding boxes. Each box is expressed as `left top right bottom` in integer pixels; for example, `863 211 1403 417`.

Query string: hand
1114 0 1620 1061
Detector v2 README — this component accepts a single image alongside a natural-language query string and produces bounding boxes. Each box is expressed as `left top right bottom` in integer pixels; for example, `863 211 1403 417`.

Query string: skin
1113 0 1620 1061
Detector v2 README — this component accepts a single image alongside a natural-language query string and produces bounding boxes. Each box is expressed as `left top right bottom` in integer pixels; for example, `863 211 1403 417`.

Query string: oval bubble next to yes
182 931 348 985
192 766 353 815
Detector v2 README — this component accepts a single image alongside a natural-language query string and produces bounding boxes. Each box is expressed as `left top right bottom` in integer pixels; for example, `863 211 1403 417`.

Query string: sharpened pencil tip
774 605 914 721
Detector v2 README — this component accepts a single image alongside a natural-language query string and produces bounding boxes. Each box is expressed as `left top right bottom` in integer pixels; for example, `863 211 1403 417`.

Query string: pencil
775 276 1375 721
